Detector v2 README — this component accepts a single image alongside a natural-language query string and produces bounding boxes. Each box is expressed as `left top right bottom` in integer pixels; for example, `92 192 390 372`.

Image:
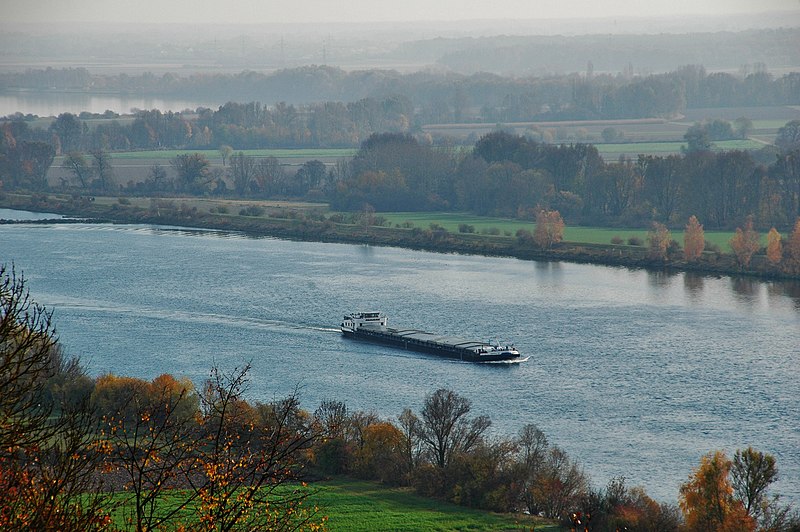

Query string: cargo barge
340 311 521 362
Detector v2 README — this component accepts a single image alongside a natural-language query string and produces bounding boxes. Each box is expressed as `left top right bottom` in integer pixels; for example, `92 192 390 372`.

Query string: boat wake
482 356 530 364
49 298 340 335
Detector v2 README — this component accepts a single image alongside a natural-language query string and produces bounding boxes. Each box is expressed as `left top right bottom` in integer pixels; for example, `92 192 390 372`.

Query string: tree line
3 117 800 234
3 64 800 129
332 129 800 231
2 265 798 531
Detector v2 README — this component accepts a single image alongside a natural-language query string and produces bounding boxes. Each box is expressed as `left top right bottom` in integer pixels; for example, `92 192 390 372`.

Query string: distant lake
0 92 221 117
1 215 798 505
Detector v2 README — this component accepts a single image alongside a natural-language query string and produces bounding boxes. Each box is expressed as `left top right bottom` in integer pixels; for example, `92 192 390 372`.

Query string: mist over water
0 94 221 117
1 218 798 504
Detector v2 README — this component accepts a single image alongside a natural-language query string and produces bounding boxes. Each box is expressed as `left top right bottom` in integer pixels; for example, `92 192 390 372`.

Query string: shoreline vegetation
2 192 798 281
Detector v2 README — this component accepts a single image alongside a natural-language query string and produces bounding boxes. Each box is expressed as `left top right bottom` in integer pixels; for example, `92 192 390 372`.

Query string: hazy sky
4 0 799 25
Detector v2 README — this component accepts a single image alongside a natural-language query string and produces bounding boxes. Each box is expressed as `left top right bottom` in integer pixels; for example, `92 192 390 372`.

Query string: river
0 93 221 117
1 213 798 505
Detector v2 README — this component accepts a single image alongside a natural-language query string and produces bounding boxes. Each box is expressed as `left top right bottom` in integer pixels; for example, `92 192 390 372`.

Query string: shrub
117 197 131 205
239 205 265 217
458 224 475 233
628 236 643 246
611 236 624 245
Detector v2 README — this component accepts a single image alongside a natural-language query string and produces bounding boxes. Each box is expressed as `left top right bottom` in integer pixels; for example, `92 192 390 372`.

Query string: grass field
379 212 737 249
103 479 558 531
311 479 558 532
594 139 766 159
52 192 743 251
109 148 357 160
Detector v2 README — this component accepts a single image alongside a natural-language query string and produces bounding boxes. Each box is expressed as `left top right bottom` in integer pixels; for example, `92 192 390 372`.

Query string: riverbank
1 192 796 281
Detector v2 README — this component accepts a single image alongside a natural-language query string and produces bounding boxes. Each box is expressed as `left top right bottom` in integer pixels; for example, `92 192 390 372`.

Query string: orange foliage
766 228 782 264
679 451 756 532
648 221 671 260
684 215 705 262
356 422 405 483
729 216 760 268
533 209 565 249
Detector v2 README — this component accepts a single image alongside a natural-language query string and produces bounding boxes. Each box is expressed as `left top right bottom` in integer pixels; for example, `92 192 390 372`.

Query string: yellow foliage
729 216 760 268
533 209 565 249
766 227 782 264
684 215 705 262
679 451 756 532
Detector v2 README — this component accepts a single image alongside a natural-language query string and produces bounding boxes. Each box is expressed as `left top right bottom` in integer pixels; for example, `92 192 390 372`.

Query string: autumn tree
684 215 705 262
353 421 405 484
586 477 681 531
98 374 201 532
533 445 589 520
729 216 761 268
784 218 800 273
647 221 671 260
766 228 782 265
533 209 565 249
190 364 322 531
0 265 111 530
679 451 755 532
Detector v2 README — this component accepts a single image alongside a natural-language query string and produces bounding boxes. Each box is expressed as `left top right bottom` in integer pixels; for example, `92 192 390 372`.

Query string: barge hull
343 327 518 362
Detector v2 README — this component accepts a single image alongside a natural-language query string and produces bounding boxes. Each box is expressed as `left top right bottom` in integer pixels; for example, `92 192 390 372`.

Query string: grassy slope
311 479 559 532
101 478 559 531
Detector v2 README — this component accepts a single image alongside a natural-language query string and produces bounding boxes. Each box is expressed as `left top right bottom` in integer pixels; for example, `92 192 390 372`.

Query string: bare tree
732 447 778 522
229 152 257 196
398 408 423 475
90 148 115 192
62 151 92 189
517 423 549 514
417 388 491 469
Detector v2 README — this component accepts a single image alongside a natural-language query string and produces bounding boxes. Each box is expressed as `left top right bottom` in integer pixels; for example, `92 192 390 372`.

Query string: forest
2 265 798 531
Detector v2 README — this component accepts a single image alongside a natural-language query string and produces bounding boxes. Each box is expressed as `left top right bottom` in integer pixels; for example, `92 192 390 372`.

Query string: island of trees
2 265 798 530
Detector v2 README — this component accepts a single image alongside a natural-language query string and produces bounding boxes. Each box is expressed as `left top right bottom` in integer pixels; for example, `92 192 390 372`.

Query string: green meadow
103 479 558 531
379 212 737 250
108 148 356 160
311 479 558 532
594 139 765 159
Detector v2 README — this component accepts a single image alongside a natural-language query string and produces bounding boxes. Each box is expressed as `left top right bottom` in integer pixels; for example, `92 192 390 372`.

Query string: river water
1 214 798 505
0 93 221 117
